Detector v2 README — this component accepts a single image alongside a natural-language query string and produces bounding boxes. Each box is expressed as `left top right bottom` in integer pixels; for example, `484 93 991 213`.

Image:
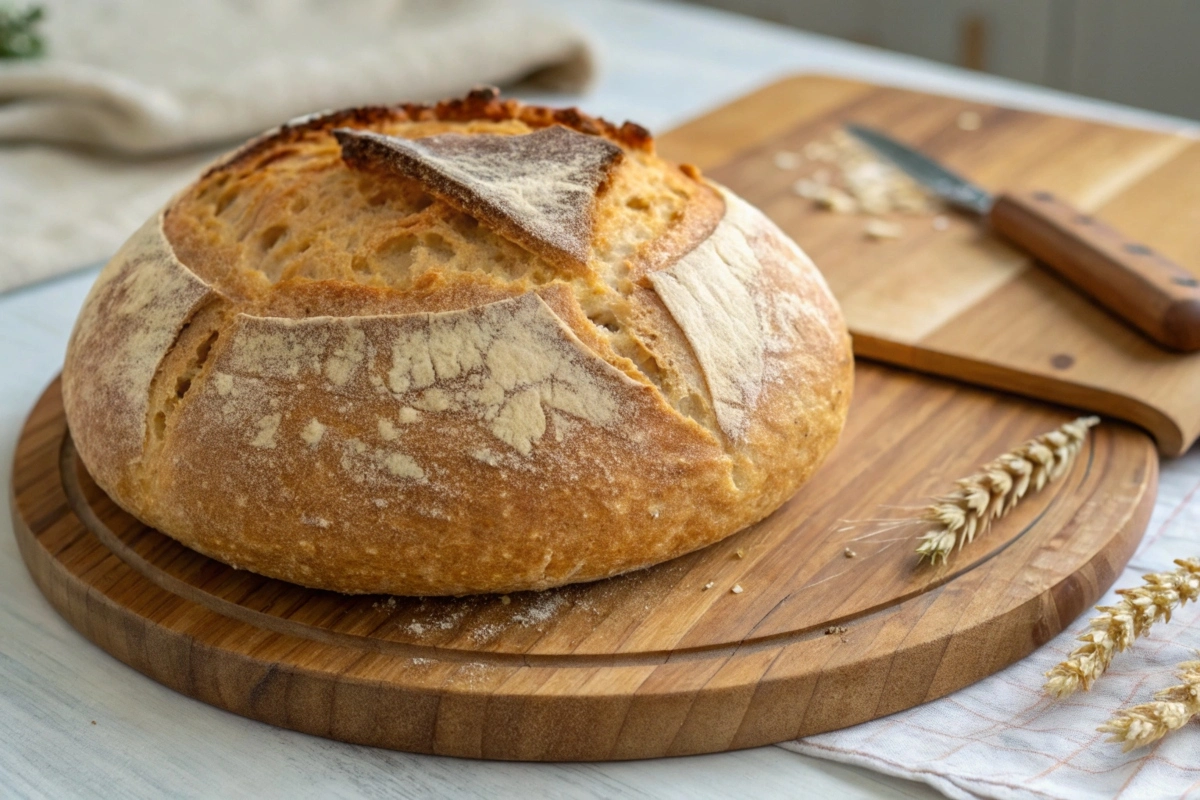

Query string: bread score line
63 93 853 596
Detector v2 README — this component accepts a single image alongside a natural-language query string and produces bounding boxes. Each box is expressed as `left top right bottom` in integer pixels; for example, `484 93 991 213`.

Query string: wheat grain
915 416 1099 565
1044 558 1200 698
1098 657 1200 751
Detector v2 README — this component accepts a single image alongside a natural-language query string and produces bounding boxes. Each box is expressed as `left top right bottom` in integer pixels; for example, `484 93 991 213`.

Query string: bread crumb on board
703 581 715 591
735 548 746 559
788 129 947 241
511 593 566 627
371 596 399 611
825 625 847 635
731 584 744 594
818 187 858 214
865 219 904 240
843 547 857 558
773 150 802 170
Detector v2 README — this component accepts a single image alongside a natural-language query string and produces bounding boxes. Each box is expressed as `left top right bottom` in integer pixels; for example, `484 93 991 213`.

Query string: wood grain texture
989 190 1200 352
12 371 1155 760
659 75 1200 455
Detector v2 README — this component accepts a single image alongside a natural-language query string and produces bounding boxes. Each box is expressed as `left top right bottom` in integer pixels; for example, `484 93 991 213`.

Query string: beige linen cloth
0 0 592 293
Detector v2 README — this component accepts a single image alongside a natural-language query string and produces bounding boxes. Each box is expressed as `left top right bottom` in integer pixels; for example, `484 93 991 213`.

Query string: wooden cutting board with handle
659 75 1200 456
13 366 1155 760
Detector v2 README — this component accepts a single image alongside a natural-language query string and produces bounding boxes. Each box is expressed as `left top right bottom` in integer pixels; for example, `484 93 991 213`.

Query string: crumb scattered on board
864 219 904 240
784 128 951 240
731 584 744 594
773 150 802 170
735 548 746 559
825 625 848 635
703 581 715 591
843 548 857 558
510 593 567 627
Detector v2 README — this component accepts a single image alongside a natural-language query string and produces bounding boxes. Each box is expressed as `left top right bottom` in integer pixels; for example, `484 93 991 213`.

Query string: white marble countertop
2 1 1196 797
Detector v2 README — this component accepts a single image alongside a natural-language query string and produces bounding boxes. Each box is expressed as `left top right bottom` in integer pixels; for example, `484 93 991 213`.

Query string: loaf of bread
62 89 853 596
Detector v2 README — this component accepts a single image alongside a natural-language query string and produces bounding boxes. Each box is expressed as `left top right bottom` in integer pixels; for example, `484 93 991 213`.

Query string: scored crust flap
335 125 623 270
63 213 217 498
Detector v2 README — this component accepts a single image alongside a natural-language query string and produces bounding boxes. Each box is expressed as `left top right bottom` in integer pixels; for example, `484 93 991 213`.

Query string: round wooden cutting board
12 365 1155 761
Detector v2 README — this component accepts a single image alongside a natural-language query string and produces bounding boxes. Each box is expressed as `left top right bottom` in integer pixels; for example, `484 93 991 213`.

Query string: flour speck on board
468 623 503 643
511 593 566 626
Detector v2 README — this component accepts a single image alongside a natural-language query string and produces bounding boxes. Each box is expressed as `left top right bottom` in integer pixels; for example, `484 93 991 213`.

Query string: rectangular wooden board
659 75 1200 456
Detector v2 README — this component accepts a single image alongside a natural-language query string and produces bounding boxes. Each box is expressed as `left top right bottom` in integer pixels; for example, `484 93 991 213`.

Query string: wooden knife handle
989 189 1200 352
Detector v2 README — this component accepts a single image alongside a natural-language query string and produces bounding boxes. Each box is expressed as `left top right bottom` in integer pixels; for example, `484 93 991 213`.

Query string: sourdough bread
62 89 853 596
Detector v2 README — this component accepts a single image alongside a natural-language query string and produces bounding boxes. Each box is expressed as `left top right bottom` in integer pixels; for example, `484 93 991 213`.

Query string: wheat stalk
915 416 1099 565
1043 558 1200 698
1098 657 1200 751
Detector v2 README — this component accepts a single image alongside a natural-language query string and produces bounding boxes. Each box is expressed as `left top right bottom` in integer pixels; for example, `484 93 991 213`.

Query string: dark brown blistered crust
205 86 654 182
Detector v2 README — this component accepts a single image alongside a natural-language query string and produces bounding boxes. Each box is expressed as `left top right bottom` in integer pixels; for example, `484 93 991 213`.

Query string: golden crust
62 93 853 596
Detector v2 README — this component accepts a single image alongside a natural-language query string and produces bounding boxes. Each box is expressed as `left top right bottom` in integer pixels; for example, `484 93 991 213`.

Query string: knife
845 123 1200 352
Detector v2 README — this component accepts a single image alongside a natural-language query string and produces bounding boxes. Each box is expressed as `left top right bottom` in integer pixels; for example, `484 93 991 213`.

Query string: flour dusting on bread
380 294 627 455
201 293 634 485
648 192 766 441
63 93 853 596
62 212 215 494
335 125 622 267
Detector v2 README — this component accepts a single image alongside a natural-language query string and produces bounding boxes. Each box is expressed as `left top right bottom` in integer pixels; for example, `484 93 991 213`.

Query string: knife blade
844 123 1200 352
845 123 993 216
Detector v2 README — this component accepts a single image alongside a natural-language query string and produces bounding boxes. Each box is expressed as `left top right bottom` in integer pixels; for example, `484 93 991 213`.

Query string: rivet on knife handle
988 190 1200 352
